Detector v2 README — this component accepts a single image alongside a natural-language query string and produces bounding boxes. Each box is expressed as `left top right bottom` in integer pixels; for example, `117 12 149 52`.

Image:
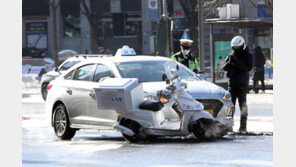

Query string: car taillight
47 84 53 91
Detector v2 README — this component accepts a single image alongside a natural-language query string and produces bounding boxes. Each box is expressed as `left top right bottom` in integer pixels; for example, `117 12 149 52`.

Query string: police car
45 45 234 140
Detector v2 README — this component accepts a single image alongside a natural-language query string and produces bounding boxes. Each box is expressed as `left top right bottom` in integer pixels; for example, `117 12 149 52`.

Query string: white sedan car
46 56 233 139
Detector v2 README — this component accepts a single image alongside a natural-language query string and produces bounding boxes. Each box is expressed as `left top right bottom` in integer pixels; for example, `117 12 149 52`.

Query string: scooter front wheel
120 119 141 143
191 119 216 142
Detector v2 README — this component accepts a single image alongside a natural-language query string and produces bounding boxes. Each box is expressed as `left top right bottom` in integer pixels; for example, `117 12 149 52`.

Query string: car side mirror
54 67 58 72
176 65 179 71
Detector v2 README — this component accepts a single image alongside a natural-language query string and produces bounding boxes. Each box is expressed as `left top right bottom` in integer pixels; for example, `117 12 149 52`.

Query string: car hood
142 80 227 99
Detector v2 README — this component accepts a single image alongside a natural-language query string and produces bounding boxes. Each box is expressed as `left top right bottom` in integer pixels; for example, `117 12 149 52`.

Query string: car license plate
205 109 213 116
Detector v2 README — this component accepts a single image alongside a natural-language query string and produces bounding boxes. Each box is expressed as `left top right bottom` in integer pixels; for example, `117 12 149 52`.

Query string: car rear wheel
41 83 48 101
53 104 76 140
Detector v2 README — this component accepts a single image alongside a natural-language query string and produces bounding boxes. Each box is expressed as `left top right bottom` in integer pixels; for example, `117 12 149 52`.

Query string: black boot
238 116 247 132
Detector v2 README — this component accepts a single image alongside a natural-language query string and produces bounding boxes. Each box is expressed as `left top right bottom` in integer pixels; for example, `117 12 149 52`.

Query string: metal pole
198 0 205 71
162 0 170 57
210 24 214 83
162 0 168 15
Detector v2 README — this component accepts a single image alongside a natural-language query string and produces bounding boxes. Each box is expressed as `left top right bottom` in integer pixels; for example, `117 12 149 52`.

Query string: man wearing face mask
171 38 200 73
222 36 253 132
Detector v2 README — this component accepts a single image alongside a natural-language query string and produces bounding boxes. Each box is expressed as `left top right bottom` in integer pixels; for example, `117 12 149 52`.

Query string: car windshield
117 60 198 82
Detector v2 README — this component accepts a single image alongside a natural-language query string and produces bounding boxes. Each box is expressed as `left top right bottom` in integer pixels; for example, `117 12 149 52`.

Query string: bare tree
178 0 198 59
262 0 273 16
42 0 61 68
80 0 108 54
49 0 62 69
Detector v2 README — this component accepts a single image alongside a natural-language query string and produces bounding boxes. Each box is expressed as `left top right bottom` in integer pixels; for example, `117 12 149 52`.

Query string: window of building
103 22 113 37
22 0 49 16
105 13 140 37
61 0 81 37
125 22 138 36
73 64 95 81
90 0 110 13
121 0 141 12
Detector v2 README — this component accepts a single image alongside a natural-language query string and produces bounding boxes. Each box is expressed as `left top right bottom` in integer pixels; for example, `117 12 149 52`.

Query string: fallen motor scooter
95 62 220 142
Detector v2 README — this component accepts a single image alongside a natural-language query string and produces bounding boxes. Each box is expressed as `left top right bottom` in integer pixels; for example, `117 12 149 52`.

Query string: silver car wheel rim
55 109 66 135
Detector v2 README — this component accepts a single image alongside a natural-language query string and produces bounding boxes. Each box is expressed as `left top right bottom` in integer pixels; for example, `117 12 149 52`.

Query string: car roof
65 54 112 61
79 55 173 64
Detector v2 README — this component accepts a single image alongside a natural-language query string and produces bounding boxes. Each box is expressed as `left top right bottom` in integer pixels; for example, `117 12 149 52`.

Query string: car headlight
222 92 231 101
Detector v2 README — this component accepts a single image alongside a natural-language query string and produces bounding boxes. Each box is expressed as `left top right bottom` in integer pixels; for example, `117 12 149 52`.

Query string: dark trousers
229 84 248 119
253 79 265 93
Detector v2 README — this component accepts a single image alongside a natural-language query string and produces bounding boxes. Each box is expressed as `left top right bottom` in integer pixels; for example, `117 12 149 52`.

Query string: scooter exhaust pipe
113 124 135 136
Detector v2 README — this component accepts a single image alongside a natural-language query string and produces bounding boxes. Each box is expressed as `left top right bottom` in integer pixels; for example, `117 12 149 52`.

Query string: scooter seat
139 100 164 112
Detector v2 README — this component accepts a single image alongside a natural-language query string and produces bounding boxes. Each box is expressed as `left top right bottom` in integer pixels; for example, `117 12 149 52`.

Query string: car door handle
66 89 72 94
89 91 96 99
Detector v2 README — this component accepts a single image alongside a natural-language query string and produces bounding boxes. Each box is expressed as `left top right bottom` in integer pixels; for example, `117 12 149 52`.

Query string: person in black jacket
252 46 266 93
223 36 253 132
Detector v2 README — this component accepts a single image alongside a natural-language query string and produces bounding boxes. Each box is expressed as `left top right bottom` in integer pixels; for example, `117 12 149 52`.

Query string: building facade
22 0 272 73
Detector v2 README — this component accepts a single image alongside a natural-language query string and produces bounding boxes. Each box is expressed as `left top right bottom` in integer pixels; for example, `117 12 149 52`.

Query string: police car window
178 67 194 80
59 61 81 71
73 64 95 81
64 70 75 80
93 64 115 82
117 61 168 82
177 64 202 81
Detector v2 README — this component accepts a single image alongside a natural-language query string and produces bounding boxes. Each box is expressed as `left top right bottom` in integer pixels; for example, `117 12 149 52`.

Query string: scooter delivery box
94 78 144 112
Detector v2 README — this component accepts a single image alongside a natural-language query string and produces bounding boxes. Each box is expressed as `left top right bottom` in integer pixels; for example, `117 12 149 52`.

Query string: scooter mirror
162 74 170 85
165 79 170 85
162 74 168 81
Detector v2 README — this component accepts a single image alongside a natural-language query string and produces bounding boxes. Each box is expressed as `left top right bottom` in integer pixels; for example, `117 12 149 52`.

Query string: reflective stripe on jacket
171 52 200 72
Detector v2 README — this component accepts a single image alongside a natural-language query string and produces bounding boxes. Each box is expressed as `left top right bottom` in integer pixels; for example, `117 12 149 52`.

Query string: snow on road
22 91 273 167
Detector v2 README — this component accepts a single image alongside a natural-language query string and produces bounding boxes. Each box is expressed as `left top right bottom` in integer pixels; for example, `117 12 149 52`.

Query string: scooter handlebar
157 85 175 99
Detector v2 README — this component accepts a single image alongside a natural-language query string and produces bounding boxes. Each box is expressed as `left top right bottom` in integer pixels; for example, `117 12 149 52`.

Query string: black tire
191 119 216 142
120 119 141 143
53 104 76 140
41 83 48 101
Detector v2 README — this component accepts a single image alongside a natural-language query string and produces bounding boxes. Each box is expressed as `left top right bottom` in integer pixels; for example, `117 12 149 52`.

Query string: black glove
229 56 237 65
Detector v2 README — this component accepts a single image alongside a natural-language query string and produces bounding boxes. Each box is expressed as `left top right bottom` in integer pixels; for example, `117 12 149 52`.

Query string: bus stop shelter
204 18 273 90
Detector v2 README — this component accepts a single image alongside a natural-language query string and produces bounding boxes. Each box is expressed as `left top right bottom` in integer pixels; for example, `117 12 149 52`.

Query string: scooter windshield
164 61 180 82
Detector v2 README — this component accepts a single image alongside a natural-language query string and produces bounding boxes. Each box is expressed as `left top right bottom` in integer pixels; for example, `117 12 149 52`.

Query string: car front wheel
53 104 76 140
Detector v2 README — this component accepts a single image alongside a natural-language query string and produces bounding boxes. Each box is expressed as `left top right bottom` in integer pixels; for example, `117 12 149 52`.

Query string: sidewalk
247 90 273 104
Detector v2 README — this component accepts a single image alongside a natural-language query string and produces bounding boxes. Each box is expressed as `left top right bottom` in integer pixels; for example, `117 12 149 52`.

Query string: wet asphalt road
22 94 273 167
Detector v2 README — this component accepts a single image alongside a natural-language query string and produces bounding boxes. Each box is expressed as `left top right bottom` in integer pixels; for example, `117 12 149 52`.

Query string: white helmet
231 36 245 50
